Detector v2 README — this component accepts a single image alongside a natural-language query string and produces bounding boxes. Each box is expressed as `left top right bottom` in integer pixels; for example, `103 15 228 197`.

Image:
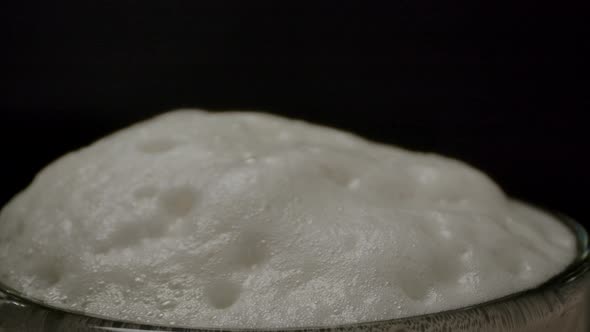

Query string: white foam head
0 110 576 328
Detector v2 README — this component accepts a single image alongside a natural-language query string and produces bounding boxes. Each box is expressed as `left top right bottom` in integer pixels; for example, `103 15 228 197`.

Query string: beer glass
1 211 588 332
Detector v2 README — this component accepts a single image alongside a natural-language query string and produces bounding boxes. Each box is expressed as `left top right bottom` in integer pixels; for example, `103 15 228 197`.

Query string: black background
2 2 588 225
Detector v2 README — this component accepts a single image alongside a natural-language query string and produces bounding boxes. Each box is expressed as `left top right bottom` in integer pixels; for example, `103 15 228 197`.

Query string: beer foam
0 110 576 328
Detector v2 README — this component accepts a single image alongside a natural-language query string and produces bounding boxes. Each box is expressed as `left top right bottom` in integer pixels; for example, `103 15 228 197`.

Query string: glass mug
1 210 588 332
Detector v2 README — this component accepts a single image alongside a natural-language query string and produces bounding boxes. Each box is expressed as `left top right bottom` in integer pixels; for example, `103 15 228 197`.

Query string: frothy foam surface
0 110 576 328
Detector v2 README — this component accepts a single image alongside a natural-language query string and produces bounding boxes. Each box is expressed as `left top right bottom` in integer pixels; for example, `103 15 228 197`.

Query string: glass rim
1 207 589 331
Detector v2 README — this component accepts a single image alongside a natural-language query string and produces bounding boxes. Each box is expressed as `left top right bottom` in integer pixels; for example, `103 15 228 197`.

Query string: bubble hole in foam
0 110 576 328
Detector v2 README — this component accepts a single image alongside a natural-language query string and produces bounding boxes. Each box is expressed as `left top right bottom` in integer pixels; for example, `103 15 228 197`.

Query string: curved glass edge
1 212 589 332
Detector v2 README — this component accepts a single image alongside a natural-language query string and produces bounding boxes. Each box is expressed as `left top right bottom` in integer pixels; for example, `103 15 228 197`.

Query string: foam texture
0 110 576 328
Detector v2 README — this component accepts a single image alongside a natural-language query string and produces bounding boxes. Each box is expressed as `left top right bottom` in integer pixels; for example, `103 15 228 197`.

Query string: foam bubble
0 110 576 328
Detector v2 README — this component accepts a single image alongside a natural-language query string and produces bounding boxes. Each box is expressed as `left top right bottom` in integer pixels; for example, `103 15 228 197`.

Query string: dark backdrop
2 2 588 225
